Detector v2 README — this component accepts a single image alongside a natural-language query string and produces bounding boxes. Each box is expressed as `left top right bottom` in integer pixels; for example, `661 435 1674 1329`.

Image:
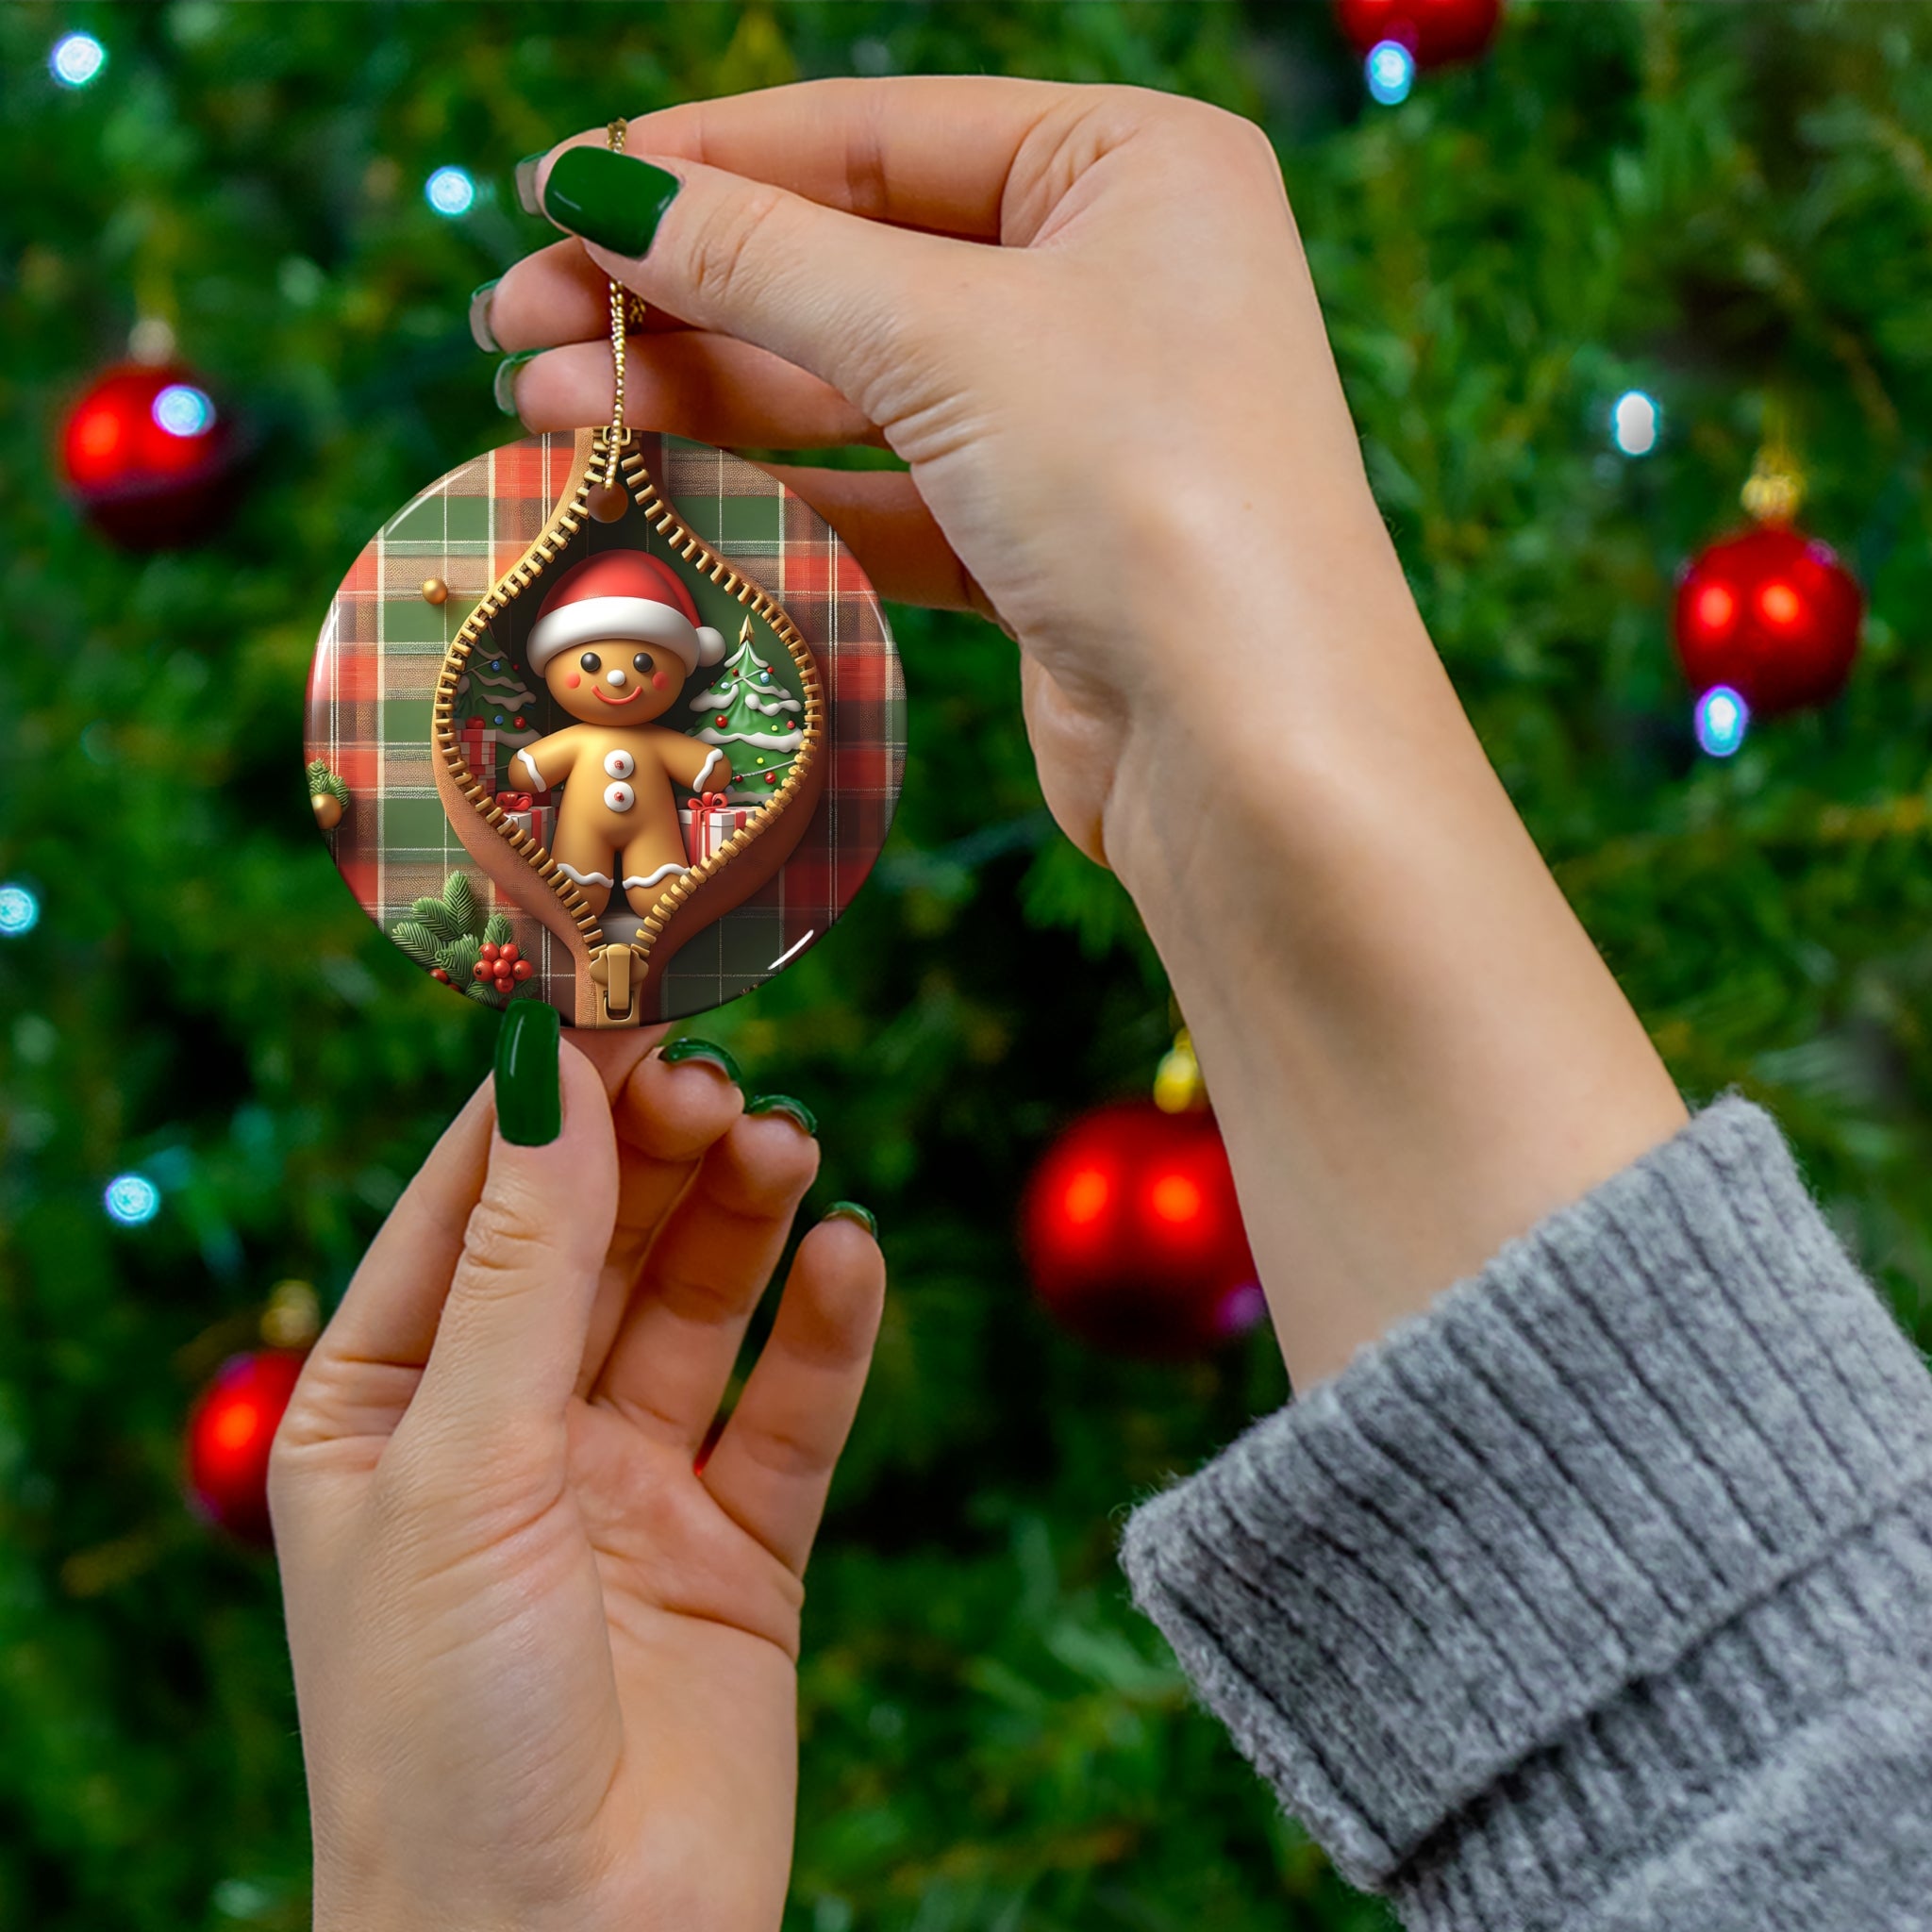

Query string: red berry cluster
474 941 535 996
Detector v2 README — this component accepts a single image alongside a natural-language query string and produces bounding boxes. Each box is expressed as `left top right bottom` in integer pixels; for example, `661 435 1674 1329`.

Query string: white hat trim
526 594 725 674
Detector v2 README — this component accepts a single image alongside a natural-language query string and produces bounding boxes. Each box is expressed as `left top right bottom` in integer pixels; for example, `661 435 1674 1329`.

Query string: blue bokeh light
104 1174 161 1226
0 883 40 936
1366 40 1416 106
1611 389 1660 457
50 31 106 88
1694 684 1750 758
152 384 216 438
425 166 476 217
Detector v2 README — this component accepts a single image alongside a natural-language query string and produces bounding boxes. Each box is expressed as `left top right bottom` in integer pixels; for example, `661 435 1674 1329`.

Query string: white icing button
603 781 636 813
603 748 636 780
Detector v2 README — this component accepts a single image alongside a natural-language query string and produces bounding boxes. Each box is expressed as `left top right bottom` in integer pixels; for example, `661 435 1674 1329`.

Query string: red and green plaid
306 430 904 1023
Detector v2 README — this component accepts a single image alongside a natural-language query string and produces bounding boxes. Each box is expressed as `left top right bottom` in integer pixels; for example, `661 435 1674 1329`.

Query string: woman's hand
482 77 1685 1390
271 1018 883 1932
486 77 1376 874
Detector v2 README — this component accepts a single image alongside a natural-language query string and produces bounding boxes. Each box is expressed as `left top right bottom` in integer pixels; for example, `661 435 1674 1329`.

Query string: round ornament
1021 1101 1263 1360
1334 0 1502 67
308 423 901 1028
60 360 240 549
184 1348 307 1545
1674 524 1862 718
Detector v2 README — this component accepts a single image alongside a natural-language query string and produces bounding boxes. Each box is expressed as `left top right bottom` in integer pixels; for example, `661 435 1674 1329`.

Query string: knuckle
456 1192 558 1294
683 182 791 311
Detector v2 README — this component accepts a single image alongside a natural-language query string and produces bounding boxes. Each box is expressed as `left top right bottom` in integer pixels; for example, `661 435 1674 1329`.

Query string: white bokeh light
0 883 40 936
1366 41 1416 106
425 166 476 217
153 384 216 438
1694 684 1749 758
105 1174 162 1226
1611 390 1661 457
50 32 106 88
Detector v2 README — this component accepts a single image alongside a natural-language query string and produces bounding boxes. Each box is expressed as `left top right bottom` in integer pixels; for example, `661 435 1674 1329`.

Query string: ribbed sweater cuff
1120 1098 1932 1918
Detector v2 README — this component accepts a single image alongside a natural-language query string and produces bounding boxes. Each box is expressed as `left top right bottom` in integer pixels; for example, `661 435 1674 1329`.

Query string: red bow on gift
687 790 729 819
495 791 534 812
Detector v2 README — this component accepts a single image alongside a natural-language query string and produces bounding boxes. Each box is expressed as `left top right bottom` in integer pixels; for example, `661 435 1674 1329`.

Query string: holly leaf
443 873 481 936
481 911 513 949
410 897 461 941
389 919 441 969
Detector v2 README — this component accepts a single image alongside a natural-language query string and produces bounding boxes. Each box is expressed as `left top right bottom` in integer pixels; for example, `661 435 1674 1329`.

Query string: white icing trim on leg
622 861 691 890
558 863 614 888
692 745 724 791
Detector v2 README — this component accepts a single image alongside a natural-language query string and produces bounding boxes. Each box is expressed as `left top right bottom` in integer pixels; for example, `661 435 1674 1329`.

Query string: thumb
529 142 990 424
405 1007 618 1451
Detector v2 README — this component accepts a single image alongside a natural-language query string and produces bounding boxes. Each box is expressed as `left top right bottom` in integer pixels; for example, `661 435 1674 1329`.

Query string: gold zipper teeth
432 429 827 1002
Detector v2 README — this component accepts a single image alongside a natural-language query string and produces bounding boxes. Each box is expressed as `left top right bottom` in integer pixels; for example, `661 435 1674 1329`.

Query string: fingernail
541 146 682 258
514 152 546 217
468 278 501 353
824 1200 877 1239
747 1093 817 1137
659 1036 741 1085
494 1000 561 1146
493 350 540 417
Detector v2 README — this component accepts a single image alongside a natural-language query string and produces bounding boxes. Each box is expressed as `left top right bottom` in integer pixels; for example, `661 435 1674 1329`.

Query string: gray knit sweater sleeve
1120 1098 1932 1930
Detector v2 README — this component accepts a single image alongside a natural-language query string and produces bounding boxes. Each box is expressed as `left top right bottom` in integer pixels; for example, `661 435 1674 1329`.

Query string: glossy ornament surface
1673 524 1862 717
1334 0 1502 66
1021 1100 1263 1359
60 361 239 548
184 1349 307 1545
308 427 903 1026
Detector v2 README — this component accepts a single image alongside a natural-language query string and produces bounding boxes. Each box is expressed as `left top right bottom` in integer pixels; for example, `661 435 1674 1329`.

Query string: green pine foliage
4 5 1932 1930
390 875 519 1008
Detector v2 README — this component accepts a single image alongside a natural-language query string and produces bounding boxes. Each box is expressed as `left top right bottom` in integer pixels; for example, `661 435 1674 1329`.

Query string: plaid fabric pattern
307 430 904 1024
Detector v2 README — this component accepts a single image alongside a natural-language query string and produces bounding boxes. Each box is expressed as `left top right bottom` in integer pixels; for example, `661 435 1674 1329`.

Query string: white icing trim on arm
517 748 545 789
692 745 724 790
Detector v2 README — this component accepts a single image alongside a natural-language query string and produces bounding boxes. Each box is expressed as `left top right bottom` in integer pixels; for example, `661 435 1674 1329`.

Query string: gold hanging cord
599 120 652 494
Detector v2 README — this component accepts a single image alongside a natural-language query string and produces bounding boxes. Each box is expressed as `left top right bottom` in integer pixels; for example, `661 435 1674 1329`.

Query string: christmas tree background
691 618 808 803
6 5 1932 1929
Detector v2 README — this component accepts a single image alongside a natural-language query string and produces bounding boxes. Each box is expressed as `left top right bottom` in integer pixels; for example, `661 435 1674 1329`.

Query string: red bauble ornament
1021 1101 1263 1359
184 1349 307 1544
1334 0 1502 66
59 362 240 549
1674 525 1863 717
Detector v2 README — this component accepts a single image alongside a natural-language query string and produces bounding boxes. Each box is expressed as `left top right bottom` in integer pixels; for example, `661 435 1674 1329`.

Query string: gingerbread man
511 551 732 915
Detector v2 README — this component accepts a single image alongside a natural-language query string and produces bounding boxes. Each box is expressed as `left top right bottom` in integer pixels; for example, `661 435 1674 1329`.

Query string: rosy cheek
566 673 582 689
651 671 669 691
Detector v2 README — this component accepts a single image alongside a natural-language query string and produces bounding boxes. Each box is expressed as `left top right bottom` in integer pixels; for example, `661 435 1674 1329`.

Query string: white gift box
680 794 760 865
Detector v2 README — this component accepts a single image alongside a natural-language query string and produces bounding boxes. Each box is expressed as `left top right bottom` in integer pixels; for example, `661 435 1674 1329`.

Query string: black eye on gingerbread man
632 651 656 675
579 650 603 674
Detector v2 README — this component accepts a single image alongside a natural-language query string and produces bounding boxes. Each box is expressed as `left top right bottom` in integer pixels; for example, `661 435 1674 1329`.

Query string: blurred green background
7 3 1932 1927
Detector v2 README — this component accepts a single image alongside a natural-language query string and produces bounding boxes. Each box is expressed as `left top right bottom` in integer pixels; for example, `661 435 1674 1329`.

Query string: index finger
534 74 1082 242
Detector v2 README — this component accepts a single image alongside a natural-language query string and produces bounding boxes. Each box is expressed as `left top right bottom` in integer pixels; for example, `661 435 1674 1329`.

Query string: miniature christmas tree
457 641 541 741
686 615 803 803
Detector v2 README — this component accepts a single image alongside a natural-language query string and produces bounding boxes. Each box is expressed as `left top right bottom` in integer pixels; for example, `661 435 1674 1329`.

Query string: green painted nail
513 152 546 217
824 1201 877 1238
541 146 681 258
494 1000 561 1146
468 278 501 353
747 1093 818 1137
492 350 539 416
659 1037 741 1084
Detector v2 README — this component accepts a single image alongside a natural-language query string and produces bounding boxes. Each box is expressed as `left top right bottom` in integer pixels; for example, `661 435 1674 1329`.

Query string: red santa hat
525 551 725 676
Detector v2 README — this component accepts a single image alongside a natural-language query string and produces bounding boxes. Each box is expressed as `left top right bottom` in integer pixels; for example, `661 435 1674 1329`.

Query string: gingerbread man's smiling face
541 641 687 725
